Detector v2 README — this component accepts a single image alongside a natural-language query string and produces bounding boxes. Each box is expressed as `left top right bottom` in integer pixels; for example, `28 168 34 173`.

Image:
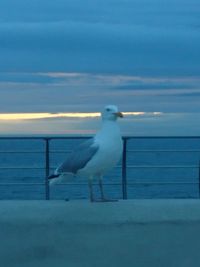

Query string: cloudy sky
0 0 200 134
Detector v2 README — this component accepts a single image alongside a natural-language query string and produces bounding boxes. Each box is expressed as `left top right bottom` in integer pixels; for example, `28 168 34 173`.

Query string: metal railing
0 136 200 200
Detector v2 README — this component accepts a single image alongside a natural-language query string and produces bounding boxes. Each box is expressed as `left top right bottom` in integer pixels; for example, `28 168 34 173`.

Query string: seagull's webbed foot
102 198 118 202
94 198 118 202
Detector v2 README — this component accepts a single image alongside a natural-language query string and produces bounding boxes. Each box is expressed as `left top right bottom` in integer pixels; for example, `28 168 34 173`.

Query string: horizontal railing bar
0 183 122 186
0 182 198 186
0 165 198 170
1 149 200 154
0 150 72 153
0 151 45 154
0 167 45 169
0 178 197 183
123 136 200 139
128 182 199 185
50 150 72 153
127 150 200 153
115 165 199 169
0 136 200 141
46 183 122 186
0 183 45 186
126 165 199 168
0 136 90 140
0 177 197 182
0 137 51 140
87 165 200 169
54 182 199 185
50 150 200 153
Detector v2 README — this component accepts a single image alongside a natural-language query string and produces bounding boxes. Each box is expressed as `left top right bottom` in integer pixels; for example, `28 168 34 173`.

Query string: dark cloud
0 72 200 113
0 0 199 75
0 0 200 115
171 92 200 97
114 83 198 91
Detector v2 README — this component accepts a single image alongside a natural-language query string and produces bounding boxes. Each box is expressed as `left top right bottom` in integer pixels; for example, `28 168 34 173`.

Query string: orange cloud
0 112 162 121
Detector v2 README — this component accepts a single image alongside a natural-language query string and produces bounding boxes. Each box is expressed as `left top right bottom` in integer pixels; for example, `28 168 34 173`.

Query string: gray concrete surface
1 199 200 267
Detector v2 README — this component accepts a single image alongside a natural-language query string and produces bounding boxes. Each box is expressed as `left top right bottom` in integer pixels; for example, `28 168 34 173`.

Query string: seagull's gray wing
56 138 99 174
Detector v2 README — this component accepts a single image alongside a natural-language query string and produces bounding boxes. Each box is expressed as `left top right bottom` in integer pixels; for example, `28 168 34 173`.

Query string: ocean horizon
0 112 200 136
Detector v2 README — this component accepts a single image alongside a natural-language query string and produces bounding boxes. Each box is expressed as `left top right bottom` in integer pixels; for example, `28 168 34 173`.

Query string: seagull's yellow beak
114 112 123 118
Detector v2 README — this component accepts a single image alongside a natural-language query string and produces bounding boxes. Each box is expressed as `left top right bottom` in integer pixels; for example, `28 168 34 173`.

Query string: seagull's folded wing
56 138 99 174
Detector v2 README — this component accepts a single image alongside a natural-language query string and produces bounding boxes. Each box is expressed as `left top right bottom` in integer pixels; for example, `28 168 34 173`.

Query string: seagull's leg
88 176 94 202
99 175 105 200
98 175 118 202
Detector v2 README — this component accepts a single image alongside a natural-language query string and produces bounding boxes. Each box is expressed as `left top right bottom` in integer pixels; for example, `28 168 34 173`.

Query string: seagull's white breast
78 121 123 177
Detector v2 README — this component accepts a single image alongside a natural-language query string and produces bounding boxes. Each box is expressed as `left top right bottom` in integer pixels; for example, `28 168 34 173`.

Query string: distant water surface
0 137 200 200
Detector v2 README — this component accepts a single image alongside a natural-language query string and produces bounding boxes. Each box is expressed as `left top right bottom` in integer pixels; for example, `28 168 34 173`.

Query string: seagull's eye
106 108 111 112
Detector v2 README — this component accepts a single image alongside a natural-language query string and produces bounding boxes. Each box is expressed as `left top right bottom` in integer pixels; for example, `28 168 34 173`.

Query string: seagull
48 105 123 202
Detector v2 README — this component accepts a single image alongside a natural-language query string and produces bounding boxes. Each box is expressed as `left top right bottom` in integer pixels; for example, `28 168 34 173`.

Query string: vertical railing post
198 160 200 198
45 138 50 200
122 137 127 199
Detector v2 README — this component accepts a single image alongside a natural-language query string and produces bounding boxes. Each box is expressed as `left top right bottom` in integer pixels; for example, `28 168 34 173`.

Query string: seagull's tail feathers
48 173 62 185
48 173 60 180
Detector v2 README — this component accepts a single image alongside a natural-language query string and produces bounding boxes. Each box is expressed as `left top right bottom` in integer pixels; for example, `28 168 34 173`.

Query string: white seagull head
101 105 123 121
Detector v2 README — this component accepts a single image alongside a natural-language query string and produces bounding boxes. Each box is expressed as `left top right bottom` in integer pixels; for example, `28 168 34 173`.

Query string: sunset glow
0 112 162 121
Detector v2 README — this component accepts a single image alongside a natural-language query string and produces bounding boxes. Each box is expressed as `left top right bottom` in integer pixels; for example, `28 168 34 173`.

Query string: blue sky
0 0 200 134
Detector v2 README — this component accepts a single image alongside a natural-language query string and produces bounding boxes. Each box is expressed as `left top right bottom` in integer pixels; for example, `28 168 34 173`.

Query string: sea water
0 137 200 200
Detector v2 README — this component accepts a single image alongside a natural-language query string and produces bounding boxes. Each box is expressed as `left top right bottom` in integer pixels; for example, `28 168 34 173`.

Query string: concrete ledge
1 199 200 267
